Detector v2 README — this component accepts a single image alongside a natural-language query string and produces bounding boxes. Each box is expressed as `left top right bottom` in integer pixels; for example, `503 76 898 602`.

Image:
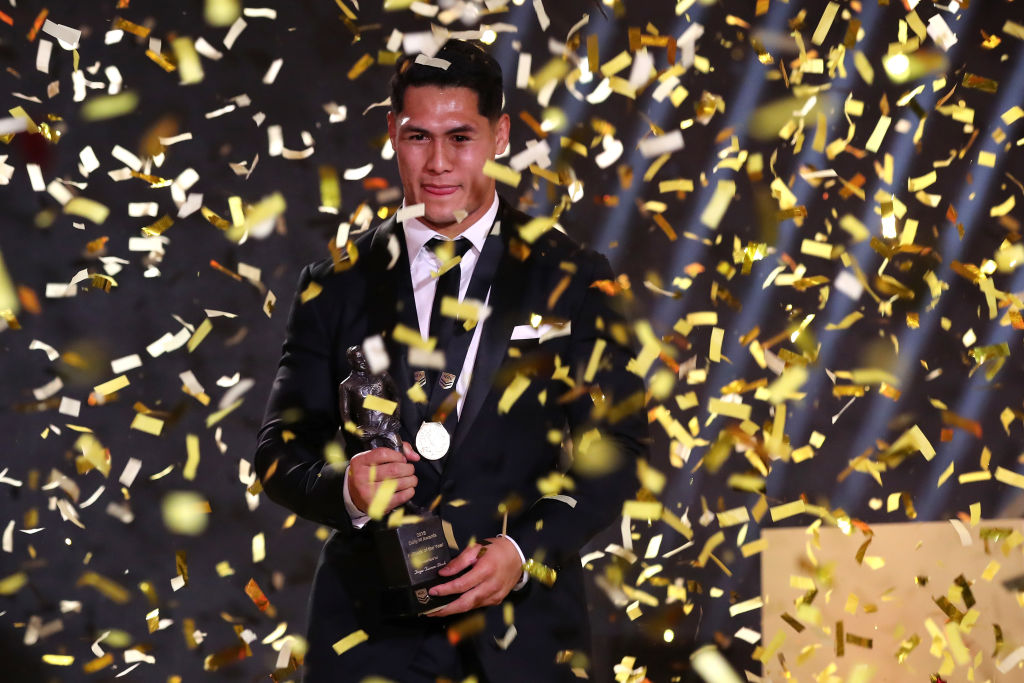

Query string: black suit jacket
254 199 649 682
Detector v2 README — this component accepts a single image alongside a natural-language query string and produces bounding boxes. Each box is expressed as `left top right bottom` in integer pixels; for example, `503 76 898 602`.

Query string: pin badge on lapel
413 370 426 388
439 372 456 390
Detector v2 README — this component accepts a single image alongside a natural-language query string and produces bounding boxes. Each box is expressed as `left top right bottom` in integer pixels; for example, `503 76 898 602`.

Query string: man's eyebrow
402 124 478 135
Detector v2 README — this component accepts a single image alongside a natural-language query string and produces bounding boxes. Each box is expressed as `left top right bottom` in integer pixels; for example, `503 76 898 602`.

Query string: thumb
402 441 421 462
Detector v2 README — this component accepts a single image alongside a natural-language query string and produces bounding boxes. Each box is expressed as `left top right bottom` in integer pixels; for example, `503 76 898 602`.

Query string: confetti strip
332 629 369 655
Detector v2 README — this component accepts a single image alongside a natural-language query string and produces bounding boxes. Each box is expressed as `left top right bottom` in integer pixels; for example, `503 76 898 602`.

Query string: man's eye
408 134 426 141
453 135 470 143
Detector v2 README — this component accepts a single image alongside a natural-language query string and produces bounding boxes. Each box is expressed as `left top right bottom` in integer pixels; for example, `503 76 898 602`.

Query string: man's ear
387 110 397 148
494 112 511 156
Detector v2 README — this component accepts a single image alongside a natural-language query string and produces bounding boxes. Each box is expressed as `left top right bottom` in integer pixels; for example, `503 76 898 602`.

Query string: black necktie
426 237 472 353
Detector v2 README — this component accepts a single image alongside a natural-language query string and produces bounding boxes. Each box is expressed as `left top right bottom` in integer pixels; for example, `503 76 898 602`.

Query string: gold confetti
770 500 806 522
708 398 751 421
995 467 1024 490
864 115 891 153
332 629 369 655
64 197 110 224
482 159 522 187
244 577 275 615
810 2 839 46
130 413 164 436
0 572 28 595
184 434 200 481
622 500 663 520
361 395 397 415
187 318 213 352
700 179 736 229
347 54 374 80
80 92 139 121
497 374 531 414
94 375 129 397
367 478 397 520
729 596 763 617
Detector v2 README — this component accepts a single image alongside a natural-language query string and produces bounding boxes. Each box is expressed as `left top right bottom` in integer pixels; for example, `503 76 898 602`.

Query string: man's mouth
422 184 459 196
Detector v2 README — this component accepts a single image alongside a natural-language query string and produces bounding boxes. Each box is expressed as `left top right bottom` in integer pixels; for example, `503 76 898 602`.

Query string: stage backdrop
2 0 1024 681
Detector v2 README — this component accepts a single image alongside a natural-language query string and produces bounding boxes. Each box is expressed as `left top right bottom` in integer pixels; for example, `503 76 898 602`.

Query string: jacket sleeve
253 263 357 533
508 251 649 570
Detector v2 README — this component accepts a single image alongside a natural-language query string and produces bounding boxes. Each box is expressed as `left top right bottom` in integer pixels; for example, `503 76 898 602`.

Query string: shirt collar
402 192 499 262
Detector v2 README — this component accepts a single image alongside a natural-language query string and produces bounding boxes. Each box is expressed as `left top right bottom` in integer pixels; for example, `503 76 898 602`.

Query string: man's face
348 349 368 372
388 85 510 233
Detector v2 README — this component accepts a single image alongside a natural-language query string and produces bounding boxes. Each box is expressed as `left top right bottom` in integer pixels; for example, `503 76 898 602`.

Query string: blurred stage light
882 53 910 80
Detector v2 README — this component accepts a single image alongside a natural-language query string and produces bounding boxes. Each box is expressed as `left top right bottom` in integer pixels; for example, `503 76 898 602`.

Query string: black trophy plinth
374 514 455 616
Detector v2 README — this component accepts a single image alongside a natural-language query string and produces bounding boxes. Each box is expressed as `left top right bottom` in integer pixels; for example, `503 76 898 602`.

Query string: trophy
339 346 454 616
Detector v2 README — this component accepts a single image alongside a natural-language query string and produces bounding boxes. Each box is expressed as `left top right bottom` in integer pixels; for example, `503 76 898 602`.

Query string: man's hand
347 441 419 515
425 536 523 617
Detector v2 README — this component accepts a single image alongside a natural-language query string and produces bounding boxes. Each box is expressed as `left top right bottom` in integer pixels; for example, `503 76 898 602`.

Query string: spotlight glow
883 54 910 81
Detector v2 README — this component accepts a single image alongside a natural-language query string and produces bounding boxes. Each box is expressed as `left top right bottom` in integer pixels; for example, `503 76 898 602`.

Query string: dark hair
390 39 504 121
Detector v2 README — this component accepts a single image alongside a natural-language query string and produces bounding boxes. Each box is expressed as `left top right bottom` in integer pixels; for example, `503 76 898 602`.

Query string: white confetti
33 376 63 402
111 354 142 374
414 54 450 70
533 0 550 30
638 130 684 158
29 339 60 361
58 397 81 418
36 39 53 73
41 19 82 50
223 17 247 50
262 58 283 84
119 458 142 488
195 37 224 60
27 163 46 192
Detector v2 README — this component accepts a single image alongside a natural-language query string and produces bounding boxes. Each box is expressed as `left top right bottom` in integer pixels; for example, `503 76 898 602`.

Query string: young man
255 40 649 682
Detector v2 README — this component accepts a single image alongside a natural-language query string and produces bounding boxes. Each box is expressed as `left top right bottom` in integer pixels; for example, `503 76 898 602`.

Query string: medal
416 421 450 461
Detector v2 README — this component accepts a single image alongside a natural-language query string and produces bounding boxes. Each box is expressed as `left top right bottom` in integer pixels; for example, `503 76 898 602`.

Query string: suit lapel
447 205 531 463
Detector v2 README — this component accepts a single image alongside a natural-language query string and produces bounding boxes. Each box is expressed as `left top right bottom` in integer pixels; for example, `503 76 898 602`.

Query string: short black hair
390 39 504 121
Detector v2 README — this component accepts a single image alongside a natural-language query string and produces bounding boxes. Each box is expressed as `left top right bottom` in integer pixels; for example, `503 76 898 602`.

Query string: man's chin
421 209 462 230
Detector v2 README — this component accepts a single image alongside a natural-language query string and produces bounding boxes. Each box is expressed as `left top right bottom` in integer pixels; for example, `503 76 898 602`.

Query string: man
255 39 648 682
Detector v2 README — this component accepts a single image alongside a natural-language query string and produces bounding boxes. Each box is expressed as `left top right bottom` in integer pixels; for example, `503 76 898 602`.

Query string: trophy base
380 573 458 616
374 515 455 617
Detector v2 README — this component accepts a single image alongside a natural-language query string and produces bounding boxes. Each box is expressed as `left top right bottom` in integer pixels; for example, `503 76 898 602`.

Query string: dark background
2 0 1023 680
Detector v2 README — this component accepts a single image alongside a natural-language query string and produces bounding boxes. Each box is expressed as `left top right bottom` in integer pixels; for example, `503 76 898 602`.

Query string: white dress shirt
403 193 498 419
341 193 528 586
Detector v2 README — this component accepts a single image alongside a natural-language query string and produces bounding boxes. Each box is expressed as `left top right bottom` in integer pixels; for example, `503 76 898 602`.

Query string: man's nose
425 140 451 173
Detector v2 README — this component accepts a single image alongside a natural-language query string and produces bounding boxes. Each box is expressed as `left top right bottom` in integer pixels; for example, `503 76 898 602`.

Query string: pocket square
510 321 571 342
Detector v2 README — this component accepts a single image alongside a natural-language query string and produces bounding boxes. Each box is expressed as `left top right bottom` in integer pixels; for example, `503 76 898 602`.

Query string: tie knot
426 237 472 262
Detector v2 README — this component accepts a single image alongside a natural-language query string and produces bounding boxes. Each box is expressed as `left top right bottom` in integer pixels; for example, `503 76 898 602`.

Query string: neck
424 222 472 239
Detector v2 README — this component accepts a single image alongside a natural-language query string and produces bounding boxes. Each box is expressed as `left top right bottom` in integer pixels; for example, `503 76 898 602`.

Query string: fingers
388 485 417 511
437 544 482 577
432 560 485 597
425 586 485 618
426 579 506 617
357 461 415 482
391 475 418 493
357 447 409 466
349 446 418 512
426 538 522 617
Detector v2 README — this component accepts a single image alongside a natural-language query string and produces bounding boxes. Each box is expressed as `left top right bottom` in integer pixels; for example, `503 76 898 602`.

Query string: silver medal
416 421 450 461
